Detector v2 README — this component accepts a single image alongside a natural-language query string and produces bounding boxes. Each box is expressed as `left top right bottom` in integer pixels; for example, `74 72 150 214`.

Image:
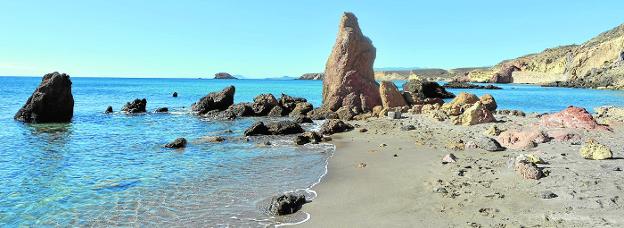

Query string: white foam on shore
275 142 336 227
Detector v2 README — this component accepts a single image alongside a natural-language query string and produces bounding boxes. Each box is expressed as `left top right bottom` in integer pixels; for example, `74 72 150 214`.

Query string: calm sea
1 76 624 227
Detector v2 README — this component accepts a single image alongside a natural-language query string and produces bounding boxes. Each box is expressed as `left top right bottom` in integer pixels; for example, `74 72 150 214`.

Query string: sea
1 76 624 227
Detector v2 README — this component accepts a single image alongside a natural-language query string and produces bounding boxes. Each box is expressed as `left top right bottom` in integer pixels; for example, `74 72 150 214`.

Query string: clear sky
1 0 623 78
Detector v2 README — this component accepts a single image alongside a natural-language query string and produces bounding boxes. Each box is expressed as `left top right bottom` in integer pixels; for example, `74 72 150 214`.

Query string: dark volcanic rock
105 106 113 114
122 98 147 114
293 115 313 124
322 12 382 112
295 131 322 145
214 72 237 79
266 193 308 216
226 103 255 117
288 102 314 117
443 81 502 90
402 78 455 100
319 119 354 135
279 93 307 113
164 138 187 149
307 107 339 120
268 106 285 117
244 122 270 136
252 94 279 116
155 107 169 113
244 121 304 136
172 92 178 97
14 72 74 123
191 86 235 115
266 121 305 135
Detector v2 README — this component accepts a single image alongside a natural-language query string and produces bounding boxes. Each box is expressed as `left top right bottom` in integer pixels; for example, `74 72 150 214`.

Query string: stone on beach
307 107 338 120
266 193 308 216
483 125 503 136
335 106 356 121
472 137 505 151
452 101 496 126
595 106 624 122
14 72 74 123
289 102 314 117
479 94 497 112
497 129 550 150
379 80 407 108
540 106 610 131
580 139 613 160
514 159 543 180
319 119 354 135
122 98 147 114
191 86 235 115
164 138 187 149
387 111 402 119
244 121 304 136
322 12 382 112
442 153 458 164
295 131 322 145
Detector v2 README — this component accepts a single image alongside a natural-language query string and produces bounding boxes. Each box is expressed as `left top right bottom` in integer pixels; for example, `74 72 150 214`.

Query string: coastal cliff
374 68 488 81
465 23 624 89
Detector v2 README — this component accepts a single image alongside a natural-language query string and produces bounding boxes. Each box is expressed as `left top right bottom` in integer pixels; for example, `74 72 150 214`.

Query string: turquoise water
1 76 624 226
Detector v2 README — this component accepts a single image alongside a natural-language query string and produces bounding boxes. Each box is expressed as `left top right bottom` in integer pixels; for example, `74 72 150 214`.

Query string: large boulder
227 103 255 117
442 92 479 115
122 98 147 114
452 101 496 125
402 78 455 101
540 106 610 131
295 131 322 145
479 94 497 112
288 102 314 117
322 12 382 112
266 193 308 216
319 119 354 135
191 86 235 115
279 93 307 114
307 107 338 120
164 138 187 149
252 94 279 116
14 72 74 123
244 122 270 136
379 81 407 108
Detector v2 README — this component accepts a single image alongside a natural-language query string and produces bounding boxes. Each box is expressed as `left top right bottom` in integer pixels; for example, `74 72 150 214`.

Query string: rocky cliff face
375 68 488 81
467 23 624 89
322 12 381 112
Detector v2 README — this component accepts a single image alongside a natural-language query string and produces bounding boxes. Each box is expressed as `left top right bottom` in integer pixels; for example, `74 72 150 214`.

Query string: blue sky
1 0 623 78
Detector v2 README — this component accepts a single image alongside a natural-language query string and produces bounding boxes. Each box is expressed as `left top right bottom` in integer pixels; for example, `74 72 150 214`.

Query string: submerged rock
266 193 308 216
319 119 354 135
155 107 169 113
580 139 613 160
191 86 235 115
322 12 382 112
122 98 147 114
14 72 74 123
164 138 187 149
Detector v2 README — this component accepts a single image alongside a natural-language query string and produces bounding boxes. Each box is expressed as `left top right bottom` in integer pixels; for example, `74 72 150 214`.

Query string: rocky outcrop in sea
322 12 382 112
214 72 238 79
297 73 324 80
14 72 74 123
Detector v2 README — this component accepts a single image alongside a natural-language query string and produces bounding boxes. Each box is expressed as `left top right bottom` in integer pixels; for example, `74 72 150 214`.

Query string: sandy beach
301 113 624 227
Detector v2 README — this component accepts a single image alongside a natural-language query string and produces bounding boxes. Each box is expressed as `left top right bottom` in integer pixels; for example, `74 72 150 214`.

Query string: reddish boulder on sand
497 129 550 150
547 129 582 144
322 12 382 112
540 106 610 131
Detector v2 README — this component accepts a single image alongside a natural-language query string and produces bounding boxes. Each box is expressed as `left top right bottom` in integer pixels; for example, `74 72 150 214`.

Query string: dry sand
299 113 624 227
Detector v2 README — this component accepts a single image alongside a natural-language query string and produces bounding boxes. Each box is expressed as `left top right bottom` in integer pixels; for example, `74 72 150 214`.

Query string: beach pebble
357 162 367 168
540 191 558 199
379 143 387 147
400 125 416 131
442 153 458 164
433 187 448 194
359 128 368 133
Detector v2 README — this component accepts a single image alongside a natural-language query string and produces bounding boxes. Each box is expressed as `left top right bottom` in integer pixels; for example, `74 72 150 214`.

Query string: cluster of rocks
443 81 502 90
406 92 498 125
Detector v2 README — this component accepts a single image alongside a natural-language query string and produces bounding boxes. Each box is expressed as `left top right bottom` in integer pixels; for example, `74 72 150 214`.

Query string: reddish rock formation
14 72 74 123
322 12 381 112
540 106 611 131
498 129 550 150
379 81 407 108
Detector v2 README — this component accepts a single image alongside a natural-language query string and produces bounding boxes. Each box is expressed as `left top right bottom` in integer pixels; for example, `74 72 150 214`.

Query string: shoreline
298 113 624 227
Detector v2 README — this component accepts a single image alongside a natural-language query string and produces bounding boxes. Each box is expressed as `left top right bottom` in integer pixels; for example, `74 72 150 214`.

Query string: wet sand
300 113 624 227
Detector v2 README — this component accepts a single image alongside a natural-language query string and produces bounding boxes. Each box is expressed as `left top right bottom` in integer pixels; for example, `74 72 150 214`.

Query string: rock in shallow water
164 138 187 149
319 119 354 135
266 193 309 216
191 86 235 115
122 98 147 114
244 121 304 136
14 72 74 123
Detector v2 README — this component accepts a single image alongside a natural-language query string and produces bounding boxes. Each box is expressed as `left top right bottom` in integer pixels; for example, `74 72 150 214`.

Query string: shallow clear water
1 77 624 227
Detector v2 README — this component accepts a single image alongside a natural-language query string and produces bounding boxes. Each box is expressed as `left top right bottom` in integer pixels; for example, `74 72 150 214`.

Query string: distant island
214 72 238 79
297 73 325 80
